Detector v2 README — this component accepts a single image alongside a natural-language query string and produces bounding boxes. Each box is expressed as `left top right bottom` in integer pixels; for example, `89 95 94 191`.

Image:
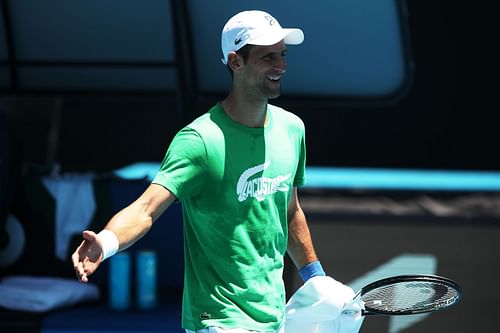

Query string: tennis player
72 10 356 333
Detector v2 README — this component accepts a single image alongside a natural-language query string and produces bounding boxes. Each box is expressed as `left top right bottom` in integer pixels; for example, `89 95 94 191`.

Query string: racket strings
362 281 460 314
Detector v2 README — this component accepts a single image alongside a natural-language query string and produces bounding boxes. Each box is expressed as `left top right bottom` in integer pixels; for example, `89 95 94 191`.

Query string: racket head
359 274 462 316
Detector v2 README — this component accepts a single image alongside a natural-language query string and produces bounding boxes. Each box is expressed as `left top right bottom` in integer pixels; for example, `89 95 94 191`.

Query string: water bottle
136 250 157 309
109 252 131 310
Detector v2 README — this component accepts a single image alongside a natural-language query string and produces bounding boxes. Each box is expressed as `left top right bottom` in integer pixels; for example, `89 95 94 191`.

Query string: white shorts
186 325 285 333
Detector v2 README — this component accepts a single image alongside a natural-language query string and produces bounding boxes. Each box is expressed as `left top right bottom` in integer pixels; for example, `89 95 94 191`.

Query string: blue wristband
299 260 326 282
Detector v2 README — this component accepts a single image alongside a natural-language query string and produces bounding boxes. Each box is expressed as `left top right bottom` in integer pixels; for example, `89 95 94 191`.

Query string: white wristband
97 229 119 261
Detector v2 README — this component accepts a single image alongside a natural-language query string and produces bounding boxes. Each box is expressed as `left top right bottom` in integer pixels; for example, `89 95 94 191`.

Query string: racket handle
342 309 375 316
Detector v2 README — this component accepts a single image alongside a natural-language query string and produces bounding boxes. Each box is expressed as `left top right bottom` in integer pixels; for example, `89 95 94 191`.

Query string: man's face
240 40 287 100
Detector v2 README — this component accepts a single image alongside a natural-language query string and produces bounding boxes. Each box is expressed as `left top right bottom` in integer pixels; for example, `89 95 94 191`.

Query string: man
72 10 356 333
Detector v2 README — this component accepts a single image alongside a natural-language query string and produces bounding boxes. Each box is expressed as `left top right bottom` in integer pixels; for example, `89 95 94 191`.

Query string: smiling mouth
266 74 282 82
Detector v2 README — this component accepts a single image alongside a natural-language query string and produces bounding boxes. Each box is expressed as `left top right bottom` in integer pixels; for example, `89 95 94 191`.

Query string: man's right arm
72 183 176 282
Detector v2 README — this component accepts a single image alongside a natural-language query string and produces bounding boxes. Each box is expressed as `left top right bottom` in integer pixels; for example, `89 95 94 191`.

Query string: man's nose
275 56 286 71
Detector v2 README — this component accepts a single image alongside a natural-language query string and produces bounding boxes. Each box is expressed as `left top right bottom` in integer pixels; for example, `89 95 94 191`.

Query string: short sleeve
293 120 307 187
152 128 207 200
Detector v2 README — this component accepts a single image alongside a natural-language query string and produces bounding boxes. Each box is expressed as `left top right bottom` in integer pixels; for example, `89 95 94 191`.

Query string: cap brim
250 28 304 46
283 28 304 45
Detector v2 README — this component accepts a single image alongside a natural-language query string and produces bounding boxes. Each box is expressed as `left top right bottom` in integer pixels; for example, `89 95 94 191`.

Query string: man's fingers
71 231 102 283
75 256 96 283
82 230 97 242
72 252 87 282
75 268 88 283
71 237 93 282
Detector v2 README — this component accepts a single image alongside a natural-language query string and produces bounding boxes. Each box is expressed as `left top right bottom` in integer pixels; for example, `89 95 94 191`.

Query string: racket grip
342 309 373 316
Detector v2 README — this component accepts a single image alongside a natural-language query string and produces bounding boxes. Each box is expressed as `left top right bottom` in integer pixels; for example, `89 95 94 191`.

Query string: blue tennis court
115 162 500 192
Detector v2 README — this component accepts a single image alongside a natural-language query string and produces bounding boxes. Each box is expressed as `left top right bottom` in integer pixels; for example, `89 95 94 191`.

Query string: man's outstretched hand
71 230 103 283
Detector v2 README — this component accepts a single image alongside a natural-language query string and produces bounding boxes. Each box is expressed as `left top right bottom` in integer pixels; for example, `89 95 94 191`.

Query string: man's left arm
286 187 365 333
287 187 324 280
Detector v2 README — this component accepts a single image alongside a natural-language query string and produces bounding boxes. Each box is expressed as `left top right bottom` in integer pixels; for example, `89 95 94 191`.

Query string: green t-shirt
153 103 306 331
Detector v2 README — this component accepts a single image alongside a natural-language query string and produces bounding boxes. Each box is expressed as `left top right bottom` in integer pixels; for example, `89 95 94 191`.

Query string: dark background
0 2 498 174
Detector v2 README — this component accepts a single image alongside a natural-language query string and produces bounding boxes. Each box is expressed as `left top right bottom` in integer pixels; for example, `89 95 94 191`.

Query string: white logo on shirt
236 161 291 202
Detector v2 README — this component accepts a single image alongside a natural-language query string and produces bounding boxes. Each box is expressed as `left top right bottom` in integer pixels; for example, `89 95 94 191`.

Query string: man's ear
227 52 243 72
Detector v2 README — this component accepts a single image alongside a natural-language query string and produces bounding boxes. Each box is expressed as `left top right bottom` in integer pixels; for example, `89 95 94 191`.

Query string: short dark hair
227 44 254 77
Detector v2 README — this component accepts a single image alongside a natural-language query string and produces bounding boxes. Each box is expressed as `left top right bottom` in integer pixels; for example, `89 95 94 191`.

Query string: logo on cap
235 38 242 45
264 16 275 26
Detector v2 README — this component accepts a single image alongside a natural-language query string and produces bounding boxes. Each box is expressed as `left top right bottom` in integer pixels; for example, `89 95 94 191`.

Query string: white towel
0 276 100 312
42 173 96 261
285 276 365 333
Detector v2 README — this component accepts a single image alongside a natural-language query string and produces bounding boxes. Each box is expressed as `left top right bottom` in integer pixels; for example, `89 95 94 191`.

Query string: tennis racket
344 274 462 316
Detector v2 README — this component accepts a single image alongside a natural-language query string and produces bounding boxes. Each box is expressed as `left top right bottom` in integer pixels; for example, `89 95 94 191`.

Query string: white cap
221 10 304 65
